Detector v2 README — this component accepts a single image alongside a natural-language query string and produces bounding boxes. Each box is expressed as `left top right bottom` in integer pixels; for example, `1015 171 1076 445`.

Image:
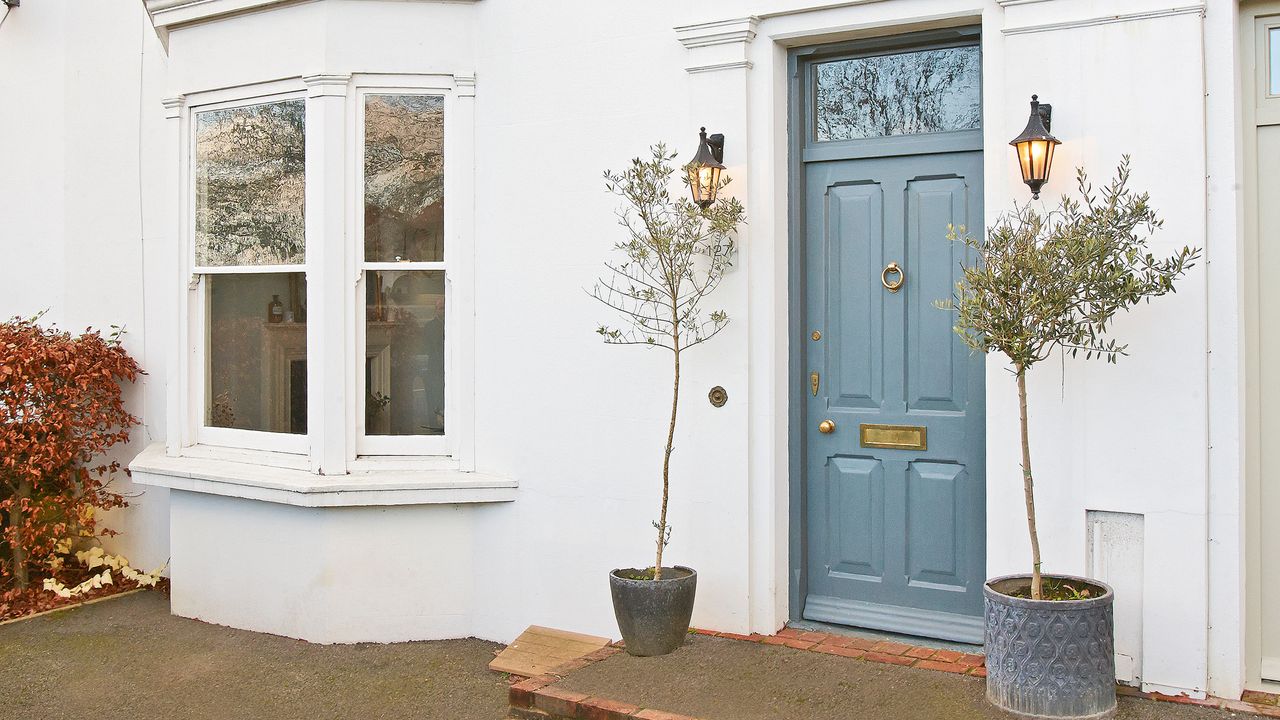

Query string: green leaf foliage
591 143 746 353
946 157 1200 372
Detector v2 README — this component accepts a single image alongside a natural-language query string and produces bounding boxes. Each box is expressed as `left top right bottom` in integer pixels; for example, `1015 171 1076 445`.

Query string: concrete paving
557 634 1249 720
0 591 511 720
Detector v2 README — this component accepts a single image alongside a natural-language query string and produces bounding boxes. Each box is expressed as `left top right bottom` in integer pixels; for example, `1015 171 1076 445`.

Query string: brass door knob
818 419 836 434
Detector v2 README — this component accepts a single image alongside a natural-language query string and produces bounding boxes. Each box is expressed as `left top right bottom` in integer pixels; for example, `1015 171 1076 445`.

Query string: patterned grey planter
984 574 1116 719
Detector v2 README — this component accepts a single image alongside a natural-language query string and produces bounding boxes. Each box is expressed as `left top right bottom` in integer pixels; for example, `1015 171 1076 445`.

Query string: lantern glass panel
1016 138 1055 185
1039 140 1056 181
689 163 721 205
1016 141 1033 183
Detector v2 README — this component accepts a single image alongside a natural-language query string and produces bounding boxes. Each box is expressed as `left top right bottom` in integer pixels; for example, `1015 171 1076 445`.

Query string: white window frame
183 81 311 458
171 73 476 473
350 76 465 458
1259 16 1280 121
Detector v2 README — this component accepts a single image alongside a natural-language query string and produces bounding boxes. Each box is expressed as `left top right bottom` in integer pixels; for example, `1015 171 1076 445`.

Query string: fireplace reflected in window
207 273 307 433
365 270 444 436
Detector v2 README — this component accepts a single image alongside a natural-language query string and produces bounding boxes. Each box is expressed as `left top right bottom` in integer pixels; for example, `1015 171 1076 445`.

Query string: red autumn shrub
0 315 142 592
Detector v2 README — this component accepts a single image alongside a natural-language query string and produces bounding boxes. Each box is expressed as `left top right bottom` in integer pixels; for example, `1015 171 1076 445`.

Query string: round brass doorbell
708 386 728 408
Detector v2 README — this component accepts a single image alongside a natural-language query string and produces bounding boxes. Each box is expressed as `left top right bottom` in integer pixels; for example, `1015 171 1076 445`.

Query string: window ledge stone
129 443 515 508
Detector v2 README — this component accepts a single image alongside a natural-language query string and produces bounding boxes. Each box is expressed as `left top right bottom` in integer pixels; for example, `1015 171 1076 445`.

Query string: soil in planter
998 576 1103 602
615 567 695 582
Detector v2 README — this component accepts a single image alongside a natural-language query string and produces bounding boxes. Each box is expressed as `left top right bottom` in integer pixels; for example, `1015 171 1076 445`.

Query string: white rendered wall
465 0 756 642
0 0 1245 700
169 490 478 643
990 7 1212 697
0 2 170 574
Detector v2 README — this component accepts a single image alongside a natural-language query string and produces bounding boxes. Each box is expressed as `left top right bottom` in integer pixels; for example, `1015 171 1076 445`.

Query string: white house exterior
2 0 1277 704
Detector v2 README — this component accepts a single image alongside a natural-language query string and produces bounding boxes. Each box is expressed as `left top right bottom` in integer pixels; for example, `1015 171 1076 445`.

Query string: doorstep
736 626 986 676
506 630 1268 720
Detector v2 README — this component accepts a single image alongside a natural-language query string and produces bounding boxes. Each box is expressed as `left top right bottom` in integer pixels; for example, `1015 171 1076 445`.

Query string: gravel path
1 591 1252 720
0 591 511 720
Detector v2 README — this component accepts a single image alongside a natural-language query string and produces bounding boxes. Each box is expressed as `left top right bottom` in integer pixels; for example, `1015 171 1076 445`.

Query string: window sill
129 443 515 508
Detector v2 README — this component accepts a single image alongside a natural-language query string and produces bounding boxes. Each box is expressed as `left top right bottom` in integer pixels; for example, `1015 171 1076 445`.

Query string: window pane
364 95 445 262
1271 28 1280 95
207 273 307 434
365 270 444 436
814 45 981 142
195 99 306 267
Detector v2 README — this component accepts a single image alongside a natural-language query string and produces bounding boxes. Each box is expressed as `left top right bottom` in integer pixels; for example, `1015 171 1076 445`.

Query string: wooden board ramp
489 625 612 677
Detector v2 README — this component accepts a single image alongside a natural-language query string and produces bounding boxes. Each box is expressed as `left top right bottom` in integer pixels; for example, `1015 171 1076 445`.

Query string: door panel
817 456 885 581
803 151 985 643
829 183 884 409
906 461 967 590
907 177 969 412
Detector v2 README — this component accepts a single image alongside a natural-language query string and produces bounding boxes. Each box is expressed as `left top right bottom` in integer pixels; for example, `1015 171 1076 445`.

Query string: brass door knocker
881 262 904 293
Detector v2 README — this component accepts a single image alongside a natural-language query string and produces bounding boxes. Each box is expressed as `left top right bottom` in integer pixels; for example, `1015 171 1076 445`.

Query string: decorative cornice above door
673 16 758 74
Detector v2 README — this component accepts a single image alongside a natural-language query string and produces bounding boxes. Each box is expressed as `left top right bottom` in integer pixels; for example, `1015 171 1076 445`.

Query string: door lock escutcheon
810 371 820 397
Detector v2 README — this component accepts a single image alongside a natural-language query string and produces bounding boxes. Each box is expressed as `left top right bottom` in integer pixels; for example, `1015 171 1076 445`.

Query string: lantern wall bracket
706 132 725 163
1037 103 1053 133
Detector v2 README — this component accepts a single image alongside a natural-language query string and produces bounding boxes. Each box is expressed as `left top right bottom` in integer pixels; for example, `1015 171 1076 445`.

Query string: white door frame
1243 0 1280 693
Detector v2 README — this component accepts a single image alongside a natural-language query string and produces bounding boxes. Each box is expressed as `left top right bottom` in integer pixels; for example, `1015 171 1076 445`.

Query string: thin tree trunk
1016 367 1043 601
654 335 681 581
10 477 31 591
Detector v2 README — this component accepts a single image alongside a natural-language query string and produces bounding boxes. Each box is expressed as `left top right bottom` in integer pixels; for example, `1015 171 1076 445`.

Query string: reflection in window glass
365 270 445 436
1271 28 1280 96
364 95 445 262
814 46 981 142
207 273 307 434
194 100 306 266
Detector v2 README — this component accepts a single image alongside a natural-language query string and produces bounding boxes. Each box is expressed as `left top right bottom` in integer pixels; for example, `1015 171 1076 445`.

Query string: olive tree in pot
948 158 1198 718
591 144 745 657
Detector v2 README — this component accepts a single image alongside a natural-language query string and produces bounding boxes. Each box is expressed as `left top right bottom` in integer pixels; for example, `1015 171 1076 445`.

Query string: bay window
172 74 475 476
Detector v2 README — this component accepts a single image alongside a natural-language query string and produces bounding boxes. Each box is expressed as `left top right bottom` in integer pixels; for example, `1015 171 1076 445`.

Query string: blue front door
795 30 986 644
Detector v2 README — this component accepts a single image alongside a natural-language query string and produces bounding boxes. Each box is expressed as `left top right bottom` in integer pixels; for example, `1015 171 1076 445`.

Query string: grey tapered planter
984 574 1116 719
609 566 697 657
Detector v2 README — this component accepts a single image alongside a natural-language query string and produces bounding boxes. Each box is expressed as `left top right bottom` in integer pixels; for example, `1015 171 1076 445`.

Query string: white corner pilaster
302 73 351 475
452 72 477 471
161 95 188 457
674 17 762 635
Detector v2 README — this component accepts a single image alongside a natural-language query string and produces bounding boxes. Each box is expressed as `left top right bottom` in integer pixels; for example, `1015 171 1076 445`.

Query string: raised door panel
827 182 884 410
824 456 885 581
905 176 970 413
906 461 969 593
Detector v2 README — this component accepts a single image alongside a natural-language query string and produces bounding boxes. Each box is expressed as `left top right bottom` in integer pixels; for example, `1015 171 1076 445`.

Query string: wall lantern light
687 127 725 208
1009 95 1060 199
